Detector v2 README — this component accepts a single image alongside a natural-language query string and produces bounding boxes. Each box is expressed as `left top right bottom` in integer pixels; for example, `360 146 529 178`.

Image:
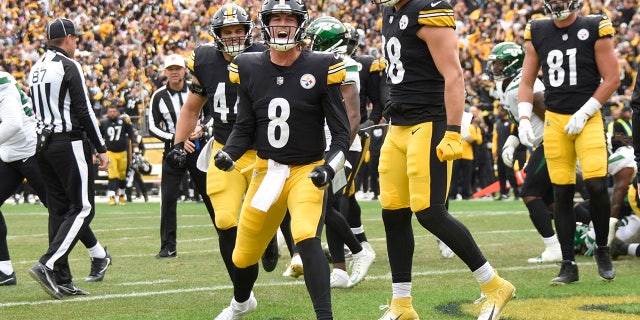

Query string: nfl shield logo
277 76 284 86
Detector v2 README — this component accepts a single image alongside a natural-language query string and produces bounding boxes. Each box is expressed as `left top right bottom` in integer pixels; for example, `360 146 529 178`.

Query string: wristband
580 97 602 117
446 125 461 133
517 102 533 119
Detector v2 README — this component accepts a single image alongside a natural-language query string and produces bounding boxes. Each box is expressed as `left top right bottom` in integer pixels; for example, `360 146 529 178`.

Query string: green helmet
307 16 349 54
486 42 524 81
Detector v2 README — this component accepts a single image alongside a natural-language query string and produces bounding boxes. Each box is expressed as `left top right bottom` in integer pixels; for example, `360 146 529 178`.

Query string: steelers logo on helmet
210 4 253 57
486 42 524 81
543 0 581 21
259 0 309 52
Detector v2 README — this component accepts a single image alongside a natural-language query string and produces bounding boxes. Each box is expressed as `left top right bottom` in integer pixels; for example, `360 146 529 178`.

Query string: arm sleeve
366 69 383 123
323 84 351 164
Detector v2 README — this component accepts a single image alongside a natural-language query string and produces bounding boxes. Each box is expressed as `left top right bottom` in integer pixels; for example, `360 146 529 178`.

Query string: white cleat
214 292 257 320
436 237 455 259
347 248 375 287
282 254 303 278
330 269 350 288
527 247 562 263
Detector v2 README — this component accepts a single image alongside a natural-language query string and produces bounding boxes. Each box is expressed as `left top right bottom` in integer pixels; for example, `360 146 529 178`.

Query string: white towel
196 138 215 172
250 159 290 212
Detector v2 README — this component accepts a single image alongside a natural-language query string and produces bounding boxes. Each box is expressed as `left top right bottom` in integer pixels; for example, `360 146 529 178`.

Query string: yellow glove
436 131 463 162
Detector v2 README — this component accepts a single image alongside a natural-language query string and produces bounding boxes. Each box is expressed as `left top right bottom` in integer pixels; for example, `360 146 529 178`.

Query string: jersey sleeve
228 60 240 85
327 58 346 86
597 15 615 38
186 49 197 75
418 0 455 28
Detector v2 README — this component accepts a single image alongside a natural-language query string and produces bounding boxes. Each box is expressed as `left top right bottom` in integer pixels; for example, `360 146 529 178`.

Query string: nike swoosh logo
411 127 420 135
168 250 176 256
393 313 403 320
431 0 442 7
488 305 495 319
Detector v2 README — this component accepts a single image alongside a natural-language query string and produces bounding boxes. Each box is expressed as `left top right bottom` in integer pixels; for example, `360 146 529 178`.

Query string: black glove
308 164 335 189
214 149 235 172
166 142 186 169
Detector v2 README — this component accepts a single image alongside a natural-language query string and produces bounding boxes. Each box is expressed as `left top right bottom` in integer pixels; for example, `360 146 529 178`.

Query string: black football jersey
354 55 383 124
186 43 268 144
225 50 351 165
525 15 615 114
100 115 135 152
381 0 455 124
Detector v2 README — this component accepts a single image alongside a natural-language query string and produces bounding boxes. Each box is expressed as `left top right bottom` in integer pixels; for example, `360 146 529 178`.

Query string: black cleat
594 246 616 281
155 248 177 259
0 270 16 286
85 247 112 282
29 262 63 299
261 235 280 272
610 238 629 260
550 260 579 285
57 282 90 296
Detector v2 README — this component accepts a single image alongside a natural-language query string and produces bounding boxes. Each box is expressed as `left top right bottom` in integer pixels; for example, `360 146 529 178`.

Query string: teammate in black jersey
99 105 136 206
212 1 350 319
518 0 619 284
370 0 515 319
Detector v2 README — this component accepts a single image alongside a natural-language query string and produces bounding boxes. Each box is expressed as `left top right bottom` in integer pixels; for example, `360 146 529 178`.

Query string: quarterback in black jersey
518 0 618 284
211 1 350 319
173 3 277 284
99 105 136 206
371 0 515 319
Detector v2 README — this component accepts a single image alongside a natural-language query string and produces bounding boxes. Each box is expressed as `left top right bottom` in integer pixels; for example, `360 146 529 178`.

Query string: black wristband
446 125 461 133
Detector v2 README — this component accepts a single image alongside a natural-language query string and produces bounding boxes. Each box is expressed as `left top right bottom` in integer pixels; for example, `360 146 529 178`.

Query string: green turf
1 200 639 319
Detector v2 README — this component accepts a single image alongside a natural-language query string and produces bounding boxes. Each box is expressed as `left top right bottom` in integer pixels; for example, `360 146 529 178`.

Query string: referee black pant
159 146 214 251
36 136 96 284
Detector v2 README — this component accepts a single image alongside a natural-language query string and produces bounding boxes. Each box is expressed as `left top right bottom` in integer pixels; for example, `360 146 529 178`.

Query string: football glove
565 97 601 135
214 150 235 172
165 142 186 169
308 164 335 189
518 118 536 147
501 135 520 168
435 131 463 162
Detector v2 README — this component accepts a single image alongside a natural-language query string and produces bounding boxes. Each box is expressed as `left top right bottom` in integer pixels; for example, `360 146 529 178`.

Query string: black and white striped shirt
148 82 189 151
28 46 106 153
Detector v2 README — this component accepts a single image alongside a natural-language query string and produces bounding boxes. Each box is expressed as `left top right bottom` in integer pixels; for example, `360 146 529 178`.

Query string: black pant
159 146 214 251
36 137 96 284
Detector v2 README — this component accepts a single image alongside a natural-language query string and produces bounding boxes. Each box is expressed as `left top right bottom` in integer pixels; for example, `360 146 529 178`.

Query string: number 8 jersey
525 15 615 114
225 50 351 165
380 0 455 125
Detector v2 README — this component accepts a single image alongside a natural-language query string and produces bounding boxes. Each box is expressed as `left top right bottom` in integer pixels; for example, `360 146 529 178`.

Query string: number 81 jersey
524 15 615 114
381 0 455 109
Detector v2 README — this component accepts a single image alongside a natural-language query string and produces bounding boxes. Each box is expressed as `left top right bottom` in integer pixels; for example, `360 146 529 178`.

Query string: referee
148 54 215 259
27 18 110 299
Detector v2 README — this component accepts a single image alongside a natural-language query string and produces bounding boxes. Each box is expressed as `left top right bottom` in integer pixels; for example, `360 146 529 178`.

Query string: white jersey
497 72 545 148
326 55 362 152
0 71 36 162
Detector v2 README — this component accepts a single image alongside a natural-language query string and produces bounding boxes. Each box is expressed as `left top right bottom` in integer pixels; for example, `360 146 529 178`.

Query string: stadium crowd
1 0 640 199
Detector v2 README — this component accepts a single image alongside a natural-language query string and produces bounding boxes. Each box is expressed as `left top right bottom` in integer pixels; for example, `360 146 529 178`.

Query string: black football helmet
543 0 581 20
209 4 253 56
345 23 359 57
258 0 309 51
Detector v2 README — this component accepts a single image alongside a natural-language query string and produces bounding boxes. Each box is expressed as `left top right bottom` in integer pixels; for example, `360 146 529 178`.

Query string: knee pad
584 177 608 196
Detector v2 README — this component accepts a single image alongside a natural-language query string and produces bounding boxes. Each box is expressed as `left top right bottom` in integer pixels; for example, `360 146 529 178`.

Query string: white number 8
267 98 290 148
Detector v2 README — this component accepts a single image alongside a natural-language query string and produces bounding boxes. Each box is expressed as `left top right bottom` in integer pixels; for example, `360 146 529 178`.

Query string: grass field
1 199 639 320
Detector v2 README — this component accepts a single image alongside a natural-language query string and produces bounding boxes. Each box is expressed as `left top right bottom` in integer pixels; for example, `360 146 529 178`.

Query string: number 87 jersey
380 0 455 109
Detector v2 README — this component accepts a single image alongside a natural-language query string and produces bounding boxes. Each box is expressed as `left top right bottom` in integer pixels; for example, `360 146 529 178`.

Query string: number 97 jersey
381 0 455 108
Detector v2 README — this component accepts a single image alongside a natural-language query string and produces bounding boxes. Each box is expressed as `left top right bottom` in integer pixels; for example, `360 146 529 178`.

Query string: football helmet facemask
345 23 359 57
307 17 349 54
543 0 581 21
259 0 309 52
486 42 524 82
210 4 253 57
370 0 400 7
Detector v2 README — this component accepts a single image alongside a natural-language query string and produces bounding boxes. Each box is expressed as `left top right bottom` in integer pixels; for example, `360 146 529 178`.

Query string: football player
211 0 351 318
517 0 619 284
487 42 562 264
371 0 515 319
171 3 279 282
99 105 136 206
307 16 375 289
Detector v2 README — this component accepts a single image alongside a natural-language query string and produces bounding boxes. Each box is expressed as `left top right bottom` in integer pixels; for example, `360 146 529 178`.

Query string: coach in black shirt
27 18 110 299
